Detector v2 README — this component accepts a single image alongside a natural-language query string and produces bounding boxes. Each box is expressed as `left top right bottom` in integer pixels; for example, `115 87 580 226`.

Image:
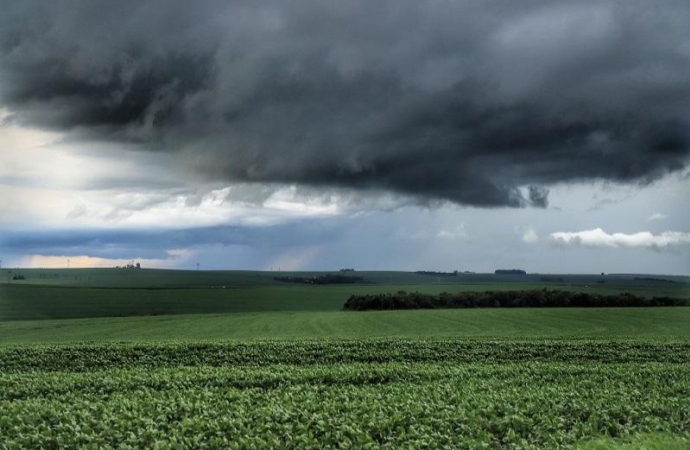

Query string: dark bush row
343 289 689 310
415 271 458 277
275 274 364 285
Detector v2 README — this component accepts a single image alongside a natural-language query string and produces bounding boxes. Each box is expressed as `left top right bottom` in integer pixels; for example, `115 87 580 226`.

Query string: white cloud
0 107 11 121
436 225 469 240
549 228 690 249
647 213 667 221
522 228 539 243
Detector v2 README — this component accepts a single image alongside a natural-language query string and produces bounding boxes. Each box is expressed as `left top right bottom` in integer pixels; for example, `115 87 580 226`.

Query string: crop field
1 269 689 448
2 307 690 344
1 340 689 449
2 269 688 321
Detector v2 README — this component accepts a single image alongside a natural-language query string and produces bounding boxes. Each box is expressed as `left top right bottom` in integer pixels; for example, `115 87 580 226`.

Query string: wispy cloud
522 228 539 244
647 213 668 221
437 225 469 241
549 228 690 249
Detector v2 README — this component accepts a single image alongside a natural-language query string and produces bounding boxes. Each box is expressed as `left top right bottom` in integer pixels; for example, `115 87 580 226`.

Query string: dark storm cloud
1 0 689 207
528 186 549 209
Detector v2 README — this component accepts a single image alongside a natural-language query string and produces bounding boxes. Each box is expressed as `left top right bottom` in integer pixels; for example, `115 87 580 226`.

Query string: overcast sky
1 0 689 274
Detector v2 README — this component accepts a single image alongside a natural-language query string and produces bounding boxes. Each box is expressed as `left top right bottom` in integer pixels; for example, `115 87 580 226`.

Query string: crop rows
2 339 690 372
1 340 689 449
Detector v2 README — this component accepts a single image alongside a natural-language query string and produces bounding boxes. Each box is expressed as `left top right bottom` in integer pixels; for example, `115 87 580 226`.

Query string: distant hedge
343 289 690 310
275 274 364 285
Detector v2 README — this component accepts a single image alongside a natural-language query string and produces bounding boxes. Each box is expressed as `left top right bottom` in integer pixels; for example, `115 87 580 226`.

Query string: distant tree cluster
343 289 689 311
116 262 141 269
38 273 62 279
275 274 364 285
340 268 356 272
495 269 527 275
634 277 684 284
12 274 26 280
415 271 458 277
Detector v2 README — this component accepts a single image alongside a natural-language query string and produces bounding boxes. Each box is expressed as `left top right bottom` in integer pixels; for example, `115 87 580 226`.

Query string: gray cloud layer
1 0 689 207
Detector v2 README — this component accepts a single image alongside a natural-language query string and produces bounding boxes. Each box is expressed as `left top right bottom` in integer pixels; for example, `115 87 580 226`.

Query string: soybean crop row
1 340 689 449
3 339 690 372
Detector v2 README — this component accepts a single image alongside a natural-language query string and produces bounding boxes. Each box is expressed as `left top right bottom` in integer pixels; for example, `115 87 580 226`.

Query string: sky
0 0 689 274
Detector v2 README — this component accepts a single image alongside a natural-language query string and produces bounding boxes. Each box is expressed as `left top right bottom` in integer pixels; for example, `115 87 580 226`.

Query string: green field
1 268 689 448
5 268 689 292
2 307 690 344
2 268 688 322
1 340 689 449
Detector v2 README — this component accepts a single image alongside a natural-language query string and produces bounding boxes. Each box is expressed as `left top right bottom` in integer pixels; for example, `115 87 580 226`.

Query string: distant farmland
1 268 688 321
1 268 689 448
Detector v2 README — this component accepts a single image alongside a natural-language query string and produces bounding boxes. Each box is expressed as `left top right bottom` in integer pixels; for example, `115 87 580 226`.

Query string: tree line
275 274 364 285
343 289 689 310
